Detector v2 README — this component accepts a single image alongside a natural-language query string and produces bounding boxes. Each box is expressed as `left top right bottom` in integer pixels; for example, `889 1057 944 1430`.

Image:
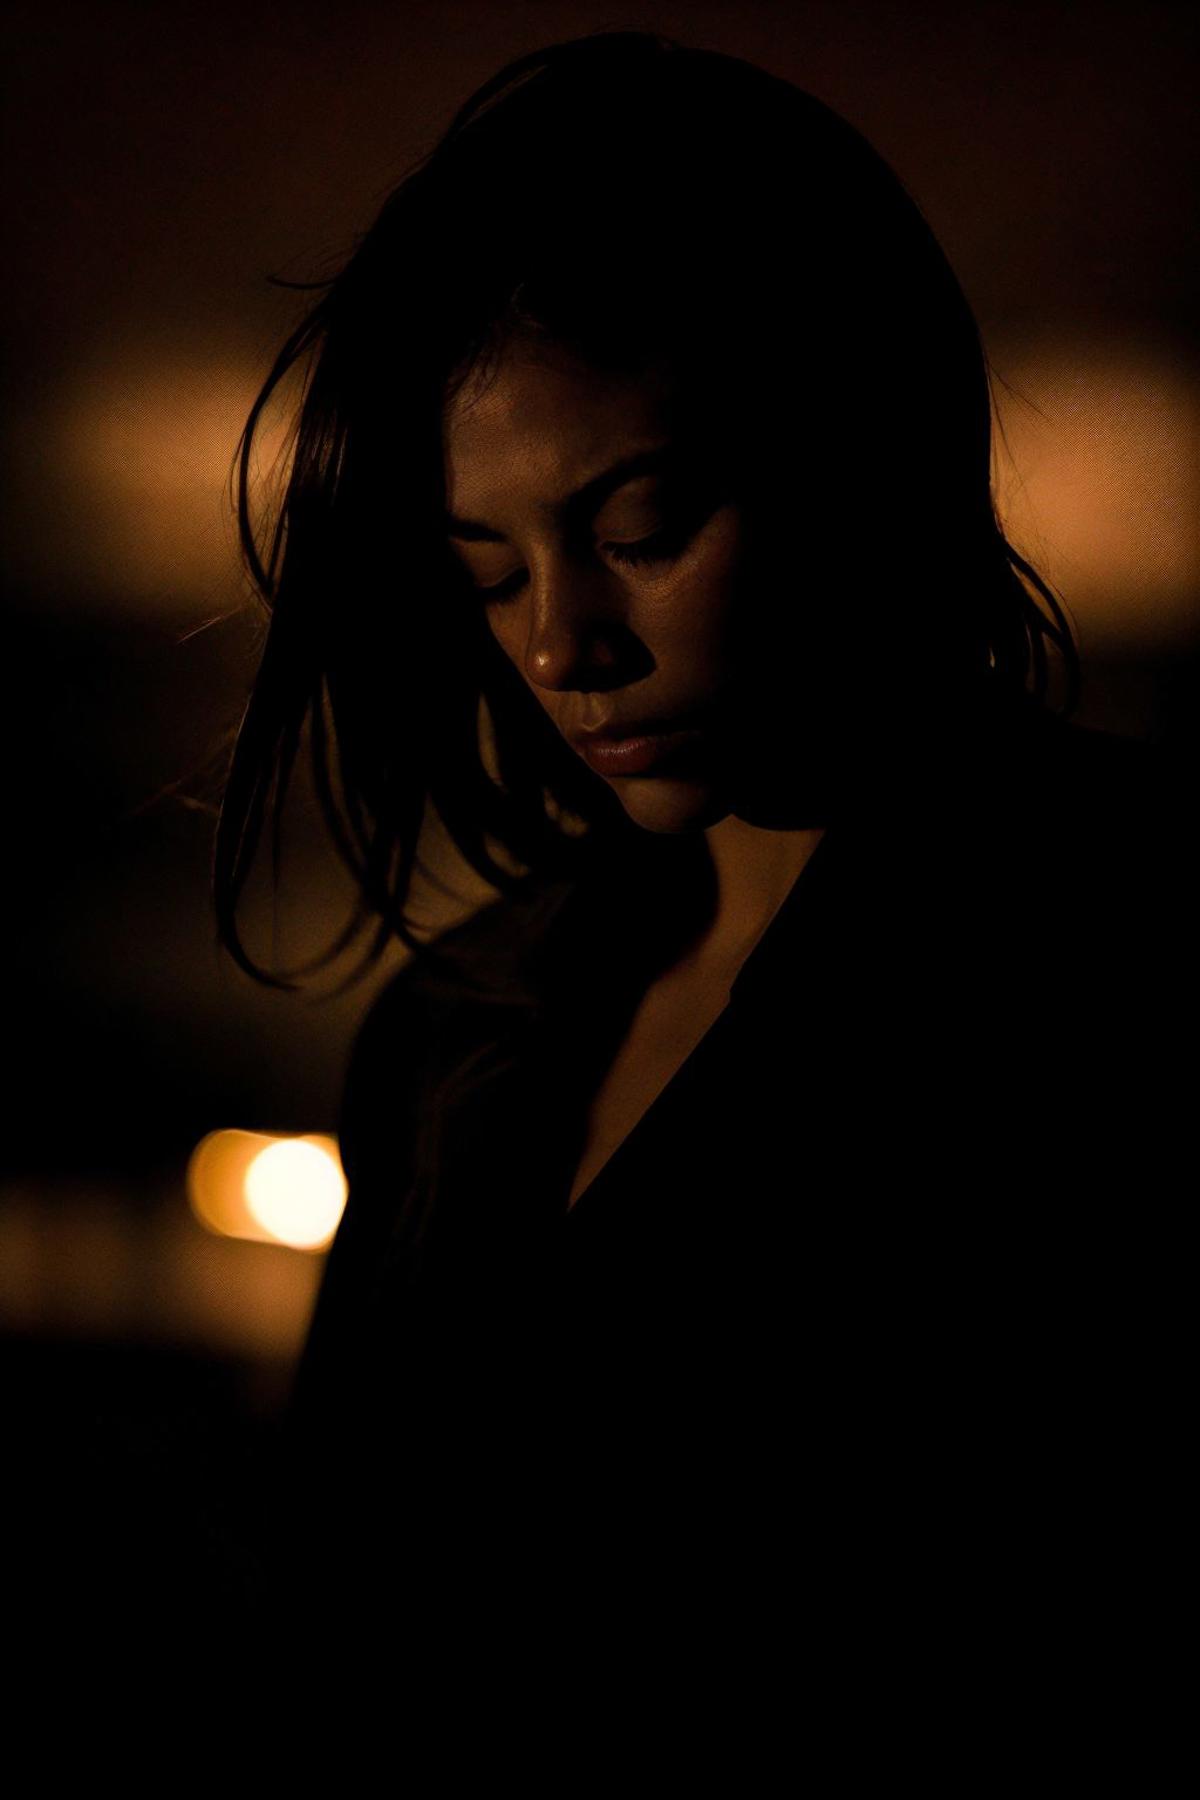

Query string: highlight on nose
514 562 629 691
525 619 623 692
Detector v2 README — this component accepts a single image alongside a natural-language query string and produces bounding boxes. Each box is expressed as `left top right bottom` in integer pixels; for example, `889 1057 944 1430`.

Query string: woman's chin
606 771 733 835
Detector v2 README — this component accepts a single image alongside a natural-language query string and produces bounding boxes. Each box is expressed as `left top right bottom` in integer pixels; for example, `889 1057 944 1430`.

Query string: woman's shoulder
974 701 1169 795
960 704 1190 863
1032 713 1190 871
1032 712 1181 800
877 703 1195 992
336 876 579 1148
975 709 1197 985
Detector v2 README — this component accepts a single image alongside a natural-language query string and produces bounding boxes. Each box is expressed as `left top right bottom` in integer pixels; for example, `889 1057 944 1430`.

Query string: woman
217 32 1191 1668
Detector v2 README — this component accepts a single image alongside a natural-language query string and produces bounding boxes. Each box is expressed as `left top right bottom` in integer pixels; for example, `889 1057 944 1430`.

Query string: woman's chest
564 963 735 1211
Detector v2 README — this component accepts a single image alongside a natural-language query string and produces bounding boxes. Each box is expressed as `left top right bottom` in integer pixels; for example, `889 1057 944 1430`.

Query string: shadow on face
441 330 869 836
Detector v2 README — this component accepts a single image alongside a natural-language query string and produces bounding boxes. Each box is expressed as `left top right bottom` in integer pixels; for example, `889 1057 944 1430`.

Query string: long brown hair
214 27 1079 1003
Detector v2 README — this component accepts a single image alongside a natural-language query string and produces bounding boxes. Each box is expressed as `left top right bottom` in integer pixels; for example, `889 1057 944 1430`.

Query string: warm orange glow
187 1129 346 1252
26 338 1198 647
0 1180 324 1359
991 342 1199 650
29 349 295 615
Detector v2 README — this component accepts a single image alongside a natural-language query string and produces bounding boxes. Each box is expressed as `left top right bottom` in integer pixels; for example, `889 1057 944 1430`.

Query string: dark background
4 1 1196 1606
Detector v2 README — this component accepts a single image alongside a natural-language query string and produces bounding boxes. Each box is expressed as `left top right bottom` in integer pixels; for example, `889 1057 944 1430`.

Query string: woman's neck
694 816 826 975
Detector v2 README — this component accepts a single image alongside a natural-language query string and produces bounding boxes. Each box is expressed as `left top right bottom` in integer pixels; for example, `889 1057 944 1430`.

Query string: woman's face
441 332 794 835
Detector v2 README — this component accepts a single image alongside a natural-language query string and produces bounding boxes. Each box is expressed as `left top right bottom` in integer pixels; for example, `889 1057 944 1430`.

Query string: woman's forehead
442 344 681 485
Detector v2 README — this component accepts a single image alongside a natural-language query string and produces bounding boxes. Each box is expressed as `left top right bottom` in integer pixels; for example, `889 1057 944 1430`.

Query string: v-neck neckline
561 825 839 1223
560 989 739 1222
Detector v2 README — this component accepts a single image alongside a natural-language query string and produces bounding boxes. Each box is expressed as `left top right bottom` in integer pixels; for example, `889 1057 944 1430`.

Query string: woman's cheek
661 544 750 674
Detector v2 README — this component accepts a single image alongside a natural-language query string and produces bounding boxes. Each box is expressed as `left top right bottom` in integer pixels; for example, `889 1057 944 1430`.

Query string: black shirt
264 708 1194 1674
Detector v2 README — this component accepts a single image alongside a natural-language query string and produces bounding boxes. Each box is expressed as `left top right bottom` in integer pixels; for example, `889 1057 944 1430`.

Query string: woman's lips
577 728 704 776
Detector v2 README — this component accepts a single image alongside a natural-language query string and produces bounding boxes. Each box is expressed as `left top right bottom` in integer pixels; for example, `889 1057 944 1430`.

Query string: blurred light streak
19 348 294 616
0 1182 321 1361
188 1129 346 1252
16 339 1198 652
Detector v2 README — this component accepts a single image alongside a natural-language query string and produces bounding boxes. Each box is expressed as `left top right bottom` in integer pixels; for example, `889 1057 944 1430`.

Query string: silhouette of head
220 31 1075 977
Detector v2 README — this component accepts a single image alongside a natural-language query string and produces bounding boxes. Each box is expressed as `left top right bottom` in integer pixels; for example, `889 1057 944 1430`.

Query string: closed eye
470 512 708 605
604 520 694 568
472 569 526 605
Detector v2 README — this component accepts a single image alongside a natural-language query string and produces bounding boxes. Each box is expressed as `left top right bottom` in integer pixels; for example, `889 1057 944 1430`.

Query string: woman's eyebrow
444 443 677 541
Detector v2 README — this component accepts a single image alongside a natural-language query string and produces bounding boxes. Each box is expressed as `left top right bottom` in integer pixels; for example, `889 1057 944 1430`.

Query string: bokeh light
244 1137 347 1251
187 1129 346 1252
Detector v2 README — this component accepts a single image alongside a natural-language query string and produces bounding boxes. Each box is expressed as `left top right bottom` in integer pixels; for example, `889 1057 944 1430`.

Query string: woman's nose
521 560 627 691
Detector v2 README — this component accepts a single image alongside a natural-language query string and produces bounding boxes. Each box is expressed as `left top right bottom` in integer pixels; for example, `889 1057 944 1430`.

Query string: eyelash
606 529 679 568
472 520 695 605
